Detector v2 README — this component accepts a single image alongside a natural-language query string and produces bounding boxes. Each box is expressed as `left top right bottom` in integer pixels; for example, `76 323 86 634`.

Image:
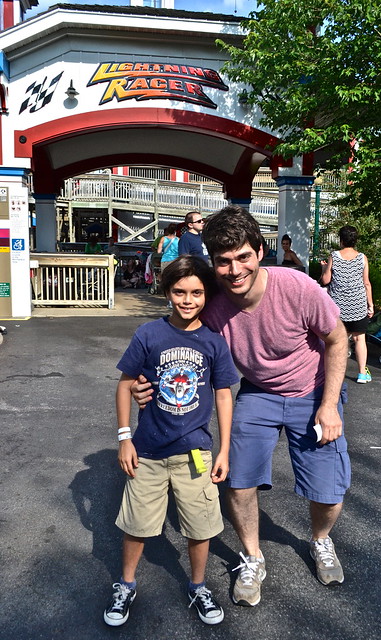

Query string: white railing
250 195 278 218
252 171 277 189
30 253 114 308
59 175 279 224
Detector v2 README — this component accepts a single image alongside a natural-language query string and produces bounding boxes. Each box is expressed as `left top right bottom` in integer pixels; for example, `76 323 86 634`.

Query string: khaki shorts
115 451 223 540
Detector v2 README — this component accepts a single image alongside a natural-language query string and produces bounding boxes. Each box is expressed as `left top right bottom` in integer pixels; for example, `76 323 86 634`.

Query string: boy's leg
187 538 224 626
122 533 145 582
104 534 145 626
168 453 224 625
188 538 209 584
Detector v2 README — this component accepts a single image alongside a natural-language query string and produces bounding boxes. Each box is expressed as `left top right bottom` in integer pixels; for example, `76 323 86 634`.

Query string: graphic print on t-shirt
156 346 207 415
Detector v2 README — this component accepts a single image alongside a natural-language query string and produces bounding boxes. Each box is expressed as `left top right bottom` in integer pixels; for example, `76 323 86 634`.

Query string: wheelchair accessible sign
12 239 25 251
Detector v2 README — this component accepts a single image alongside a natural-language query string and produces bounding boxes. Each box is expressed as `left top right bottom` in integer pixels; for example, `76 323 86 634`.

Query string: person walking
320 225 374 383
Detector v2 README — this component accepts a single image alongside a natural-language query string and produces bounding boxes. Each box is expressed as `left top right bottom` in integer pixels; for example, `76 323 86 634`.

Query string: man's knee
227 486 258 504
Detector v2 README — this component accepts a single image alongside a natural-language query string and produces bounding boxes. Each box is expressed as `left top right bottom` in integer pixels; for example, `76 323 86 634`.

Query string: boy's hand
131 374 154 409
118 440 139 477
211 452 229 483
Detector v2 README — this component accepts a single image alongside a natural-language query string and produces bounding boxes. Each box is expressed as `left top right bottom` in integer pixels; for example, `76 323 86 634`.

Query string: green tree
217 0 381 224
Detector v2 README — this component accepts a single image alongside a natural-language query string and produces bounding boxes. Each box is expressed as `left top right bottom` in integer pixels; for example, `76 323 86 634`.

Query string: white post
0 170 31 318
275 176 314 270
35 195 57 252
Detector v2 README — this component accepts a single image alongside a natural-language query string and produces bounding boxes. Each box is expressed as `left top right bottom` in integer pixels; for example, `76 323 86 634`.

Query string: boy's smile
167 275 206 330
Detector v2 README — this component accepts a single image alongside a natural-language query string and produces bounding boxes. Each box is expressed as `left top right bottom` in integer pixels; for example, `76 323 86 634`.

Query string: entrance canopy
2 4 285 198
0 4 314 318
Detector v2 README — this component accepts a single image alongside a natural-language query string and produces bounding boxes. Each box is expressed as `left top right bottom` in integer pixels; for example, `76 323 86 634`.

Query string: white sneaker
310 537 344 585
232 551 266 606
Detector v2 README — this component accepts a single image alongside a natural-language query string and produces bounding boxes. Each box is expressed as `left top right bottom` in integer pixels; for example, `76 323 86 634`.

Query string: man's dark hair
161 255 218 301
339 225 358 248
202 205 262 259
184 210 201 227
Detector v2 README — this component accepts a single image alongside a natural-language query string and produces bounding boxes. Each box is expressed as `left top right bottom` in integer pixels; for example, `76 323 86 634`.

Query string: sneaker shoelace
188 586 216 611
111 583 131 611
232 551 261 585
313 539 336 567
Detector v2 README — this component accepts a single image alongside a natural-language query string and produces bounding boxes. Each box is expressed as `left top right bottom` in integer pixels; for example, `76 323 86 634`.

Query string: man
133 205 350 607
178 211 209 262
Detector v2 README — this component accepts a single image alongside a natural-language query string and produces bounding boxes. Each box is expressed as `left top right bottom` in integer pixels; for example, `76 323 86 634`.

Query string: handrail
30 253 114 308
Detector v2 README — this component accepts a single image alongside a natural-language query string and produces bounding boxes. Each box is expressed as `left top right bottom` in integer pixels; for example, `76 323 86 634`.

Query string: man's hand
314 404 342 445
118 440 139 477
131 374 153 409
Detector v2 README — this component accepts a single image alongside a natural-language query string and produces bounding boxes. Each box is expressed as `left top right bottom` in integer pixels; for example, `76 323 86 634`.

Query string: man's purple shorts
228 379 351 504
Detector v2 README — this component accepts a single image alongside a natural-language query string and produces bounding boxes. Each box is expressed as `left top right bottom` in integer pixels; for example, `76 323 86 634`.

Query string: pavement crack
3 372 65 381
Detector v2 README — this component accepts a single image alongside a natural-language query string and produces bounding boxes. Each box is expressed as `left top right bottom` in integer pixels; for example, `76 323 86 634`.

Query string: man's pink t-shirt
203 267 340 397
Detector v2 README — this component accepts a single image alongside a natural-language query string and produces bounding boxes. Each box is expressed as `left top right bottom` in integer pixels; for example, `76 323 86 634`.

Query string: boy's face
167 275 205 330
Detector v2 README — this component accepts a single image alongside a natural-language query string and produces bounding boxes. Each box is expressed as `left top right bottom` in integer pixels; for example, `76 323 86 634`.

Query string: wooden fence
30 253 114 308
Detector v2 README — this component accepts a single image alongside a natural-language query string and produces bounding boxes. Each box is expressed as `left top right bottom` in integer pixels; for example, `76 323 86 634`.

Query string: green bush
369 261 381 311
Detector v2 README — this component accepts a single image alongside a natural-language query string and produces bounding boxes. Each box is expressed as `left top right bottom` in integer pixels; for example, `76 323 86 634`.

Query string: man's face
213 243 263 298
189 215 204 234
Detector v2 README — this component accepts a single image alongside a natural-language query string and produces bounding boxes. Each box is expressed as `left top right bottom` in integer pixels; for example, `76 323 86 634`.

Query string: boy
104 255 238 627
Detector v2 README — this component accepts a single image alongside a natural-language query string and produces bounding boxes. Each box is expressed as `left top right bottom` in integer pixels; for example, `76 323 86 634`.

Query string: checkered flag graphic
19 71 64 114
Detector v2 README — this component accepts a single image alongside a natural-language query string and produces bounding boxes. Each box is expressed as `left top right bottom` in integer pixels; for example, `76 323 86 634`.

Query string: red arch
15 107 281 195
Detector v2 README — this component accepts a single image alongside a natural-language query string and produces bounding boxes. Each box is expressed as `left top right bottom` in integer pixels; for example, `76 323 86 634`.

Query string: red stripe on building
3 0 14 30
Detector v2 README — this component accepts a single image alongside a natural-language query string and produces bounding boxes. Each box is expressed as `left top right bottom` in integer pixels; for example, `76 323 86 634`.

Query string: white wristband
118 432 132 442
118 427 131 434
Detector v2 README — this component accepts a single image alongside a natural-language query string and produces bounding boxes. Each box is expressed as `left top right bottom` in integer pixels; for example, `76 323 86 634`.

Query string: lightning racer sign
87 62 229 108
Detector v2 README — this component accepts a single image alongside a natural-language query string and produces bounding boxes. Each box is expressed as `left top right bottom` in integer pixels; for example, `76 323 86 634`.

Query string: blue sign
12 239 25 251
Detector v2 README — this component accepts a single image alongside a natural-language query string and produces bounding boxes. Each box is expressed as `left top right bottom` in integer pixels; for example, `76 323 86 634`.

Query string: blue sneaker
357 367 372 383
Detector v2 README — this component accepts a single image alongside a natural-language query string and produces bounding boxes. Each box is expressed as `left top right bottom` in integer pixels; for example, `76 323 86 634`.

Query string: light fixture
65 80 79 100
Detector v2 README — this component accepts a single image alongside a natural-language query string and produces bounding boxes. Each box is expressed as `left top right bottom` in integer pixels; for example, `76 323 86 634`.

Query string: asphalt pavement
1 290 380 640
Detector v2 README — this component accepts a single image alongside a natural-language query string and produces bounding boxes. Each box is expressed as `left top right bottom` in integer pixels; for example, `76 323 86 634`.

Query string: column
274 176 314 270
0 168 31 318
34 194 57 252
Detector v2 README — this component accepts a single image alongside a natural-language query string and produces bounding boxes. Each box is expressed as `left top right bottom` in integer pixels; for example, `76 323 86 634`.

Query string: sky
26 0 257 20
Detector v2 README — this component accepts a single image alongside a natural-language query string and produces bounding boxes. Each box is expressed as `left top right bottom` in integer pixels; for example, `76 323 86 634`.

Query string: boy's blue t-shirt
117 316 238 459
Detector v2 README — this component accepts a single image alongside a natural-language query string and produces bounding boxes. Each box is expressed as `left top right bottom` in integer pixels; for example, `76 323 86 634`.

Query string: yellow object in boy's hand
191 449 207 474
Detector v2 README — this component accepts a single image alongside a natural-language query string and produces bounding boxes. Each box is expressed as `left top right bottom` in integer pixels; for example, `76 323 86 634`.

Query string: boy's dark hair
202 205 262 260
166 222 178 235
184 211 201 226
339 225 358 248
161 255 218 301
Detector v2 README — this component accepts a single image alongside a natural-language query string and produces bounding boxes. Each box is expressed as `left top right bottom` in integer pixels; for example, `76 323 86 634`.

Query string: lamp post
313 176 323 260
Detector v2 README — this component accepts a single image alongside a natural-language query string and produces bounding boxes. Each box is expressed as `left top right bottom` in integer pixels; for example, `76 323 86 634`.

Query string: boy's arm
116 373 139 477
211 387 233 483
